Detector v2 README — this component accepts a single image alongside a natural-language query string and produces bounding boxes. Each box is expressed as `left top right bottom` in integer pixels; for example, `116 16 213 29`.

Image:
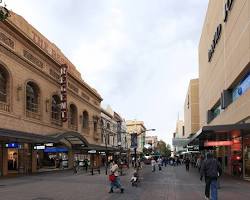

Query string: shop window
68 104 78 130
82 111 89 129
26 81 40 113
51 95 61 121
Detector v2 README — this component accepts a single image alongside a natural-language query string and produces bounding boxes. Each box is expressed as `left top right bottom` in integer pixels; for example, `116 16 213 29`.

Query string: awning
49 132 89 147
82 144 118 152
0 128 57 143
188 123 250 146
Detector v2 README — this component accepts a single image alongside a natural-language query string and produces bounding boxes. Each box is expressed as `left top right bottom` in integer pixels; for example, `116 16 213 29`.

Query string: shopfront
189 123 250 180
36 146 69 170
243 134 250 179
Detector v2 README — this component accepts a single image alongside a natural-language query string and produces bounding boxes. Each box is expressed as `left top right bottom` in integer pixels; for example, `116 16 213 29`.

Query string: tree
156 140 171 157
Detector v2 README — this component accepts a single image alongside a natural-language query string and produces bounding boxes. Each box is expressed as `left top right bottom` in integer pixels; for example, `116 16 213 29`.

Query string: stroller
130 170 139 187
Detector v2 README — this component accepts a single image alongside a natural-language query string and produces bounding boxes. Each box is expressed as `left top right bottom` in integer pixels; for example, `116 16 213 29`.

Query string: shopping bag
109 174 116 182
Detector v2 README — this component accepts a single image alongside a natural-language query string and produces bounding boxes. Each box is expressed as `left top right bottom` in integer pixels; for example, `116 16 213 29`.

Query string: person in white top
109 160 124 193
157 157 162 171
151 158 156 172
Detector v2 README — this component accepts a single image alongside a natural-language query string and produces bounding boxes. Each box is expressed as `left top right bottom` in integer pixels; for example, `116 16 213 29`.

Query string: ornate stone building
0 11 103 176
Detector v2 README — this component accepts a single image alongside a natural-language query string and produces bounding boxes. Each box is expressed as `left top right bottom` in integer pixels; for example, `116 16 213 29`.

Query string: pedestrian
200 153 222 200
73 160 78 174
157 157 162 171
185 157 190 171
109 160 124 193
151 158 156 172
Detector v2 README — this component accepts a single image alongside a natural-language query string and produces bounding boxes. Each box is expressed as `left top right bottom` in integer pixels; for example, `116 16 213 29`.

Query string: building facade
145 135 158 150
184 79 200 137
172 120 187 155
126 120 146 155
0 11 103 176
196 0 250 179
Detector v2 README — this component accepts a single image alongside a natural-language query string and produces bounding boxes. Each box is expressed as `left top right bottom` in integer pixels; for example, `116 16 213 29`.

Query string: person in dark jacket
200 153 222 200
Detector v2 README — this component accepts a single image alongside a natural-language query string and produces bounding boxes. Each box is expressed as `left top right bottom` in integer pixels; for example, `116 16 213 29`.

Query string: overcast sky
6 0 209 145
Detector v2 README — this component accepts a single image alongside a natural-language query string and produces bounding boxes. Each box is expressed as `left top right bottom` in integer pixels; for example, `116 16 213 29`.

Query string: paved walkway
0 165 250 199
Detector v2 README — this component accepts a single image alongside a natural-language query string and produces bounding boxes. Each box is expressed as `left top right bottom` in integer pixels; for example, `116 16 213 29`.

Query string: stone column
68 149 74 169
31 150 37 173
2 147 8 176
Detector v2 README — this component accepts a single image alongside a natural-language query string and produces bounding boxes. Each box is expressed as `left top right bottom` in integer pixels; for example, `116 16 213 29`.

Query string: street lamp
117 141 123 175
133 129 156 168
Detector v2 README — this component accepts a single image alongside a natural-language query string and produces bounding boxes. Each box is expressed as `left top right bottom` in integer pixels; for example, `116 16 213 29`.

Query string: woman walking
109 160 124 193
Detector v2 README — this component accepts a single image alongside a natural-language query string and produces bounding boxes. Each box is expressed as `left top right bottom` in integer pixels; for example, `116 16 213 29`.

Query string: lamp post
117 141 122 175
133 129 156 168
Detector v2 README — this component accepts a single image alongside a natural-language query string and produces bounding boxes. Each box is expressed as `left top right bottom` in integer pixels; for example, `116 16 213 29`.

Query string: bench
89 167 101 175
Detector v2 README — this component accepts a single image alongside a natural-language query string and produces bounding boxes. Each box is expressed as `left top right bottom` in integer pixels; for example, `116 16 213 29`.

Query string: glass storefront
243 134 250 178
231 136 242 177
37 147 69 170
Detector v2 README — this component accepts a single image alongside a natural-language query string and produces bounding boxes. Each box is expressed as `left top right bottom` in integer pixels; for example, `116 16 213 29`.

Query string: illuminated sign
5 143 19 148
45 143 54 147
204 140 232 147
60 64 68 122
34 145 45 150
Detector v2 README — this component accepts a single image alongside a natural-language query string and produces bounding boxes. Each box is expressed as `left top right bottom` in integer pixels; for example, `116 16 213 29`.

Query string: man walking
200 153 222 200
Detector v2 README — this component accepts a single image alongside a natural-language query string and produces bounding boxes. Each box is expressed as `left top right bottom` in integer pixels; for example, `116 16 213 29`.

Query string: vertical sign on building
117 120 122 144
130 133 138 149
60 64 68 122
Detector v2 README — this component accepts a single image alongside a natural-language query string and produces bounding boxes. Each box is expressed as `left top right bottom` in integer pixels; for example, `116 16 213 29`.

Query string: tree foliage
156 140 171 157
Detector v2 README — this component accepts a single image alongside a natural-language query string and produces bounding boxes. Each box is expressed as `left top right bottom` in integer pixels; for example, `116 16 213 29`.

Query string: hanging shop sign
208 0 234 62
60 64 68 122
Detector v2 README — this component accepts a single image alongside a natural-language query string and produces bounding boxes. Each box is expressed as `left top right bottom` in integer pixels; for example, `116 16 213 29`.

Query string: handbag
109 174 116 182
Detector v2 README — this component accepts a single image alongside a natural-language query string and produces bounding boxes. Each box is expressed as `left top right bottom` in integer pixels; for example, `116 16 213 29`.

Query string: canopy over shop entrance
188 123 250 147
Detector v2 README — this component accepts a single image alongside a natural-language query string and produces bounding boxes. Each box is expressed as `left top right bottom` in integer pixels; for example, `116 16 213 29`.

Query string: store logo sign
224 0 234 22
208 0 234 62
60 64 68 122
208 24 222 62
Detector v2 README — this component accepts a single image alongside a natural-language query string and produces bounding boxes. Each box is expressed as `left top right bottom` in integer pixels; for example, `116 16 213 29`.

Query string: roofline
4 16 102 101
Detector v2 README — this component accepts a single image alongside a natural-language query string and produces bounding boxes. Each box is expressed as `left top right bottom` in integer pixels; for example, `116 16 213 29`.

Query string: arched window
26 82 39 113
0 65 8 102
51 95 61 121
82 111 89 129
68 104 77 130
